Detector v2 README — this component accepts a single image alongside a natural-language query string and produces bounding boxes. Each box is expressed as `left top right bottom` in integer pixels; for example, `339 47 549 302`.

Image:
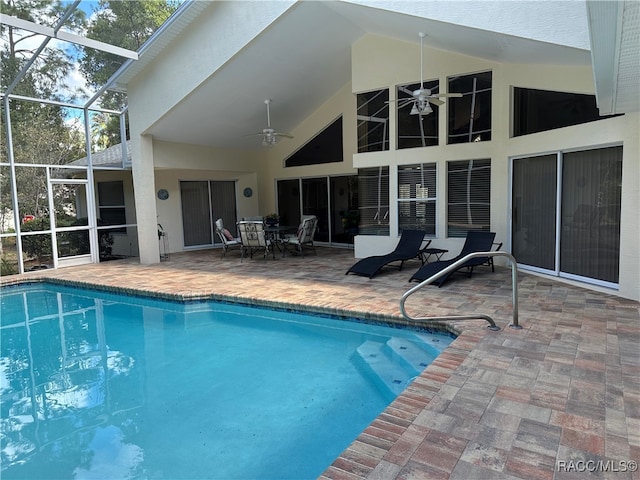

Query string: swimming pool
0 282 453 479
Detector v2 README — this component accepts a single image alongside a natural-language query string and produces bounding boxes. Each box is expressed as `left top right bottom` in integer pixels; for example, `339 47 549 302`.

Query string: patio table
264 225 297 258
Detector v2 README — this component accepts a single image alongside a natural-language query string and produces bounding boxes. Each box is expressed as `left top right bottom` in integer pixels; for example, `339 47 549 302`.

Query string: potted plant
265 213 279 227
341 210 360 234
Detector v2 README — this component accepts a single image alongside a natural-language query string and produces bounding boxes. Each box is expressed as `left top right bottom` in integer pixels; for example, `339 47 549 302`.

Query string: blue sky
62 1 100 17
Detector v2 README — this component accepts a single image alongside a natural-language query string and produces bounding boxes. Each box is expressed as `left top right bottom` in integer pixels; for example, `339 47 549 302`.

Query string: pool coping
1 276 465 338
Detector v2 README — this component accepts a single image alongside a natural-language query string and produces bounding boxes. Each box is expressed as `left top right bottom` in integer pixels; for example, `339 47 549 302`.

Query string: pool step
355 338 436 398
385 337 438 373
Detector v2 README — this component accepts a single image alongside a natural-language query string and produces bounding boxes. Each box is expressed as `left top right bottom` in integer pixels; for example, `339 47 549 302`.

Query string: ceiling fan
246 99 293 146
393 32 462 115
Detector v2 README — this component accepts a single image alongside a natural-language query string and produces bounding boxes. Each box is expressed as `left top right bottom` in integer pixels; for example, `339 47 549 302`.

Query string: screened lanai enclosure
1 1 177 275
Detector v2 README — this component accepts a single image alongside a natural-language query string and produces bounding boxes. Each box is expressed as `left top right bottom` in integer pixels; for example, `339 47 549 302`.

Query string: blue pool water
0 283 453 479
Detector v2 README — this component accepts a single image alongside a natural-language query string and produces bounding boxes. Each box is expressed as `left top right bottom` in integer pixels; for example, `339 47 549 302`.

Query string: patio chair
215 218 241 258
282 215 318 257
409 231 497 286
237 220 271 261
345 229 427 279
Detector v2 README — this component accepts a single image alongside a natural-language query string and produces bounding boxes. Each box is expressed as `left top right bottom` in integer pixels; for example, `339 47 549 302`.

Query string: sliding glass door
512 154 557 270
512 146 622 286
277 175 357 246
560 148 622 283
180 180 237 248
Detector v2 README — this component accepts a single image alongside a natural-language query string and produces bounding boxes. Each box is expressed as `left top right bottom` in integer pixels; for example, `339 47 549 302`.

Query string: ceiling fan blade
433 93 463 98
427 97 444 106
274 132 293 139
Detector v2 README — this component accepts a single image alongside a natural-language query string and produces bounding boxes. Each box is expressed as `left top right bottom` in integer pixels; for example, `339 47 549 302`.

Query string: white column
132 134 160 264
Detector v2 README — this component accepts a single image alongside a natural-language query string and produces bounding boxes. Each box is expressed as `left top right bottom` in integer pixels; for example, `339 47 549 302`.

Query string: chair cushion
222 228 234 241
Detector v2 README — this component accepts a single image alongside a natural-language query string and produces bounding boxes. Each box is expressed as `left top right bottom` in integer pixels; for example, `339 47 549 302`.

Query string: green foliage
341 210 360 229
73 0 179 145
1 1 87 226
0 0 86 99
79 0 179 111
1 256 18 276
20 217 52 265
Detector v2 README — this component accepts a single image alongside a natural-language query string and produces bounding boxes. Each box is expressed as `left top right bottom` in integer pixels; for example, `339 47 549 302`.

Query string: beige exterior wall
152 140 262 252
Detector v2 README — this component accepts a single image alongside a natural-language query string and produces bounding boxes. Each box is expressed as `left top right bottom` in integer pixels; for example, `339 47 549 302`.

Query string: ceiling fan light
410 104 420 115
420 102 433 115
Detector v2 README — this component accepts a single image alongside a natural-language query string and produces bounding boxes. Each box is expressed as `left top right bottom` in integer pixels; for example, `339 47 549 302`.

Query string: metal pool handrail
400 251 521 331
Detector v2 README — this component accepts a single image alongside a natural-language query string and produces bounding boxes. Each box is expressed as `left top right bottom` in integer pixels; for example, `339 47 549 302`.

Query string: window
447 159 491 237
396 80 439 149
512 87 617 137
397 163 436 235
448 71 492 144
357 167 389 235
356 90 389 152
285 117 343 167
97 181 126 232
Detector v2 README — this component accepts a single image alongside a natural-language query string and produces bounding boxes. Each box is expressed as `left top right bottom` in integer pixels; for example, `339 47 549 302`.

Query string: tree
79 0 178 117
1 1 86 238
0 0 86 99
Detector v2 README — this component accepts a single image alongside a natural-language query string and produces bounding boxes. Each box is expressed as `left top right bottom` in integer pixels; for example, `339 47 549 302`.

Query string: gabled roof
109 0 638 149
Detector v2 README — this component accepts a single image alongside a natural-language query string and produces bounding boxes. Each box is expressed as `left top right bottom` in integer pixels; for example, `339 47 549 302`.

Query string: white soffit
341 0 591 50
588 0 640 114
